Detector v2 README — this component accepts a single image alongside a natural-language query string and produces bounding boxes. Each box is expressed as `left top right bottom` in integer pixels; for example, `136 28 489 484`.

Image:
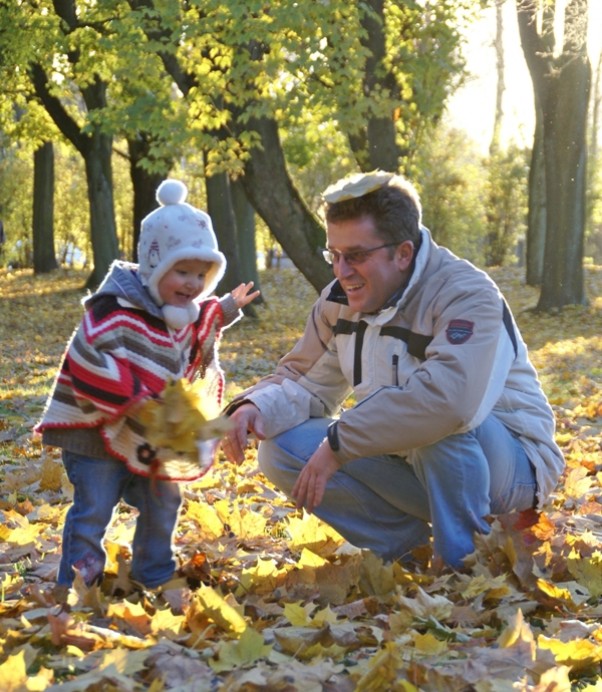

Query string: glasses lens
345 251 366 265
322 248 371 265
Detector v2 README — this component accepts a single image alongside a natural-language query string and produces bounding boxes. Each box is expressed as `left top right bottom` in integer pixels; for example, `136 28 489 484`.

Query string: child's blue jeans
58 450 182 588
258 414 537 568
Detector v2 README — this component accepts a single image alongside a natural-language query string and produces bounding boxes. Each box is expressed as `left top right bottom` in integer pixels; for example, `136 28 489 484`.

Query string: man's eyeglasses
322 242 398 266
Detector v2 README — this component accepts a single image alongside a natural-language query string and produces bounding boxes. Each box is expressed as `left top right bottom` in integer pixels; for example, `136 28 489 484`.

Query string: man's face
326 215 413 314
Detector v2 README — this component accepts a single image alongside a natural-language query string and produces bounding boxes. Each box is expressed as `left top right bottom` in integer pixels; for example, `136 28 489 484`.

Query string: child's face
157 259 212 306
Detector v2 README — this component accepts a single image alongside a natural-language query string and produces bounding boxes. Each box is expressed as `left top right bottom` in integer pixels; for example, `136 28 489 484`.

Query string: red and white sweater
35 261 240 481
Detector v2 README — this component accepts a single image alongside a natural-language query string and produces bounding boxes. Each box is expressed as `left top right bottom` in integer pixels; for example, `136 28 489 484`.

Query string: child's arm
218 282 261 328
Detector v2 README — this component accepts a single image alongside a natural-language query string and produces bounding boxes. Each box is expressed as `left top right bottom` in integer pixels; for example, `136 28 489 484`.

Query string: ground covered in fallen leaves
1 263 601 691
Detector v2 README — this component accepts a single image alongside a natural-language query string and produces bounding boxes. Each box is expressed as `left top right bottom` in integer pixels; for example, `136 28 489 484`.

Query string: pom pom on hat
138 179 226 309
156 179 188 205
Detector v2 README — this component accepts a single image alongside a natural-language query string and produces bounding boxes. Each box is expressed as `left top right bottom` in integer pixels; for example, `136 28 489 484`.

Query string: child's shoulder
194 295 226 327
86 292 163 330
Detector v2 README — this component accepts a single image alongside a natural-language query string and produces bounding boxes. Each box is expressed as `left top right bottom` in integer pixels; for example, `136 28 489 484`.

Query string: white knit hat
138 179 226 308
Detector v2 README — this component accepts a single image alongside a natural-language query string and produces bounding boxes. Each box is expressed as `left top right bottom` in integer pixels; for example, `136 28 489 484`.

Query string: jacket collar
85 260 163 320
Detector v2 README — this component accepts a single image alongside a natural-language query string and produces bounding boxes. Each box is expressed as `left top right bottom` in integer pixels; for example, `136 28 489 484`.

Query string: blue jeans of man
258 414 536 568
58 450 182 588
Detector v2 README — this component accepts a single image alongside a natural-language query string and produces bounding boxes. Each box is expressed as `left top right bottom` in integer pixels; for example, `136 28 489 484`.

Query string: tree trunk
231 179 263 303
525 113 546 286
204 167 247 297
586 50 601 257
489 0 505 156
127 136 170 262
82 131 120 288
32 141 58 274
348 0 400 171
240 115 333 293
538 44 590 309
29 62 120 289
516 0 590 310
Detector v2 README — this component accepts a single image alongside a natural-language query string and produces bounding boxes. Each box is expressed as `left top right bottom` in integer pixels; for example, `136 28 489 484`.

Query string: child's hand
231 282 260 309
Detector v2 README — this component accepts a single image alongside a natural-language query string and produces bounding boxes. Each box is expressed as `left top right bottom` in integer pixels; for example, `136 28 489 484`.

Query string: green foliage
282 115 356 214
0 150 33 267
0 0 513 274
0 141 140 270
415 127 529 269
483 145 528 267
416 126 487 264
387 0 476 160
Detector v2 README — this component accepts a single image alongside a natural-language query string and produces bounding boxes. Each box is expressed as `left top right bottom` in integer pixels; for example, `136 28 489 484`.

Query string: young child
35 179 259 591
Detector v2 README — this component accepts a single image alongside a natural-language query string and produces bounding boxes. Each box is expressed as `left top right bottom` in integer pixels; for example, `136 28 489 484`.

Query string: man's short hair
324 173 422 245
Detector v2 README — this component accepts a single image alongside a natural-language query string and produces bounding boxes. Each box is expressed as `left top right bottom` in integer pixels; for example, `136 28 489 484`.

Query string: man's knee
257 438 296 493
257 438 277 476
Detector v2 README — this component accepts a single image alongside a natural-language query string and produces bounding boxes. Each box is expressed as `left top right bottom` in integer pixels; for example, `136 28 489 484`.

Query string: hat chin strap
161 302 201 329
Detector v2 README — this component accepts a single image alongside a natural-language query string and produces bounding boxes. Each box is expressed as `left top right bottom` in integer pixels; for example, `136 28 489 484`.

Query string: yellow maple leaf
0 650 28 692
210 627 272 672
283 601 314 627
150 607 185 636
94 648 150 677
413 631 449 655
295 641 347 661
107 601 152 637
214 498 267 538
286 510 345 554
353 641 415 691
538 635 602 670
273 624 328 656
184 501 224 539
192 584 247 634
536 578 590 605
497 609 536 664
134 377 232 453
563 466 594 501
397 586 454 621
239 557 289 595
39 455 64 491
311 605 339 627
4 521 39 547
566 551 602 598
298 547 328 568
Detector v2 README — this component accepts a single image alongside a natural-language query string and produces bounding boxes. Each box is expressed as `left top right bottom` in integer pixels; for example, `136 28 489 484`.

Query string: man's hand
292 442 341 514
221 403 265 464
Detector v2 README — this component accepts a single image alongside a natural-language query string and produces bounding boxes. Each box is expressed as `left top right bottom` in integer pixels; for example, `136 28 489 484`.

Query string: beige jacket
231 229 564 507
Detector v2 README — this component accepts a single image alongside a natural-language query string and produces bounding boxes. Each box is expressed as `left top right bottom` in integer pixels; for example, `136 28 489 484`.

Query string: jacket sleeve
332 276 516 463
228 290 352 438
218 293 243 329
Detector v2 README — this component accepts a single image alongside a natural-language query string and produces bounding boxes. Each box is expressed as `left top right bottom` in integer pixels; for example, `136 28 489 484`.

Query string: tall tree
126 135 172 260
231 178 263 302
27 0 120 288
348 0 401 170
32 141 58 274
124 0 471 292
525 117 546 285
125 0 253 296
2 0 472 293
517 0 591 309
489 0 505 156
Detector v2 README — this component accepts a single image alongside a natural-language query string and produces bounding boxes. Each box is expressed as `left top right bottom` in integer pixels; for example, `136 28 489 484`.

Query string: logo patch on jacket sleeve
446 319 474 344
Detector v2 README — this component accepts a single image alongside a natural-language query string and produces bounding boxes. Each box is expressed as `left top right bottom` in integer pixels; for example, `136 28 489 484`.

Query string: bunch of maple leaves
0 265 601 691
